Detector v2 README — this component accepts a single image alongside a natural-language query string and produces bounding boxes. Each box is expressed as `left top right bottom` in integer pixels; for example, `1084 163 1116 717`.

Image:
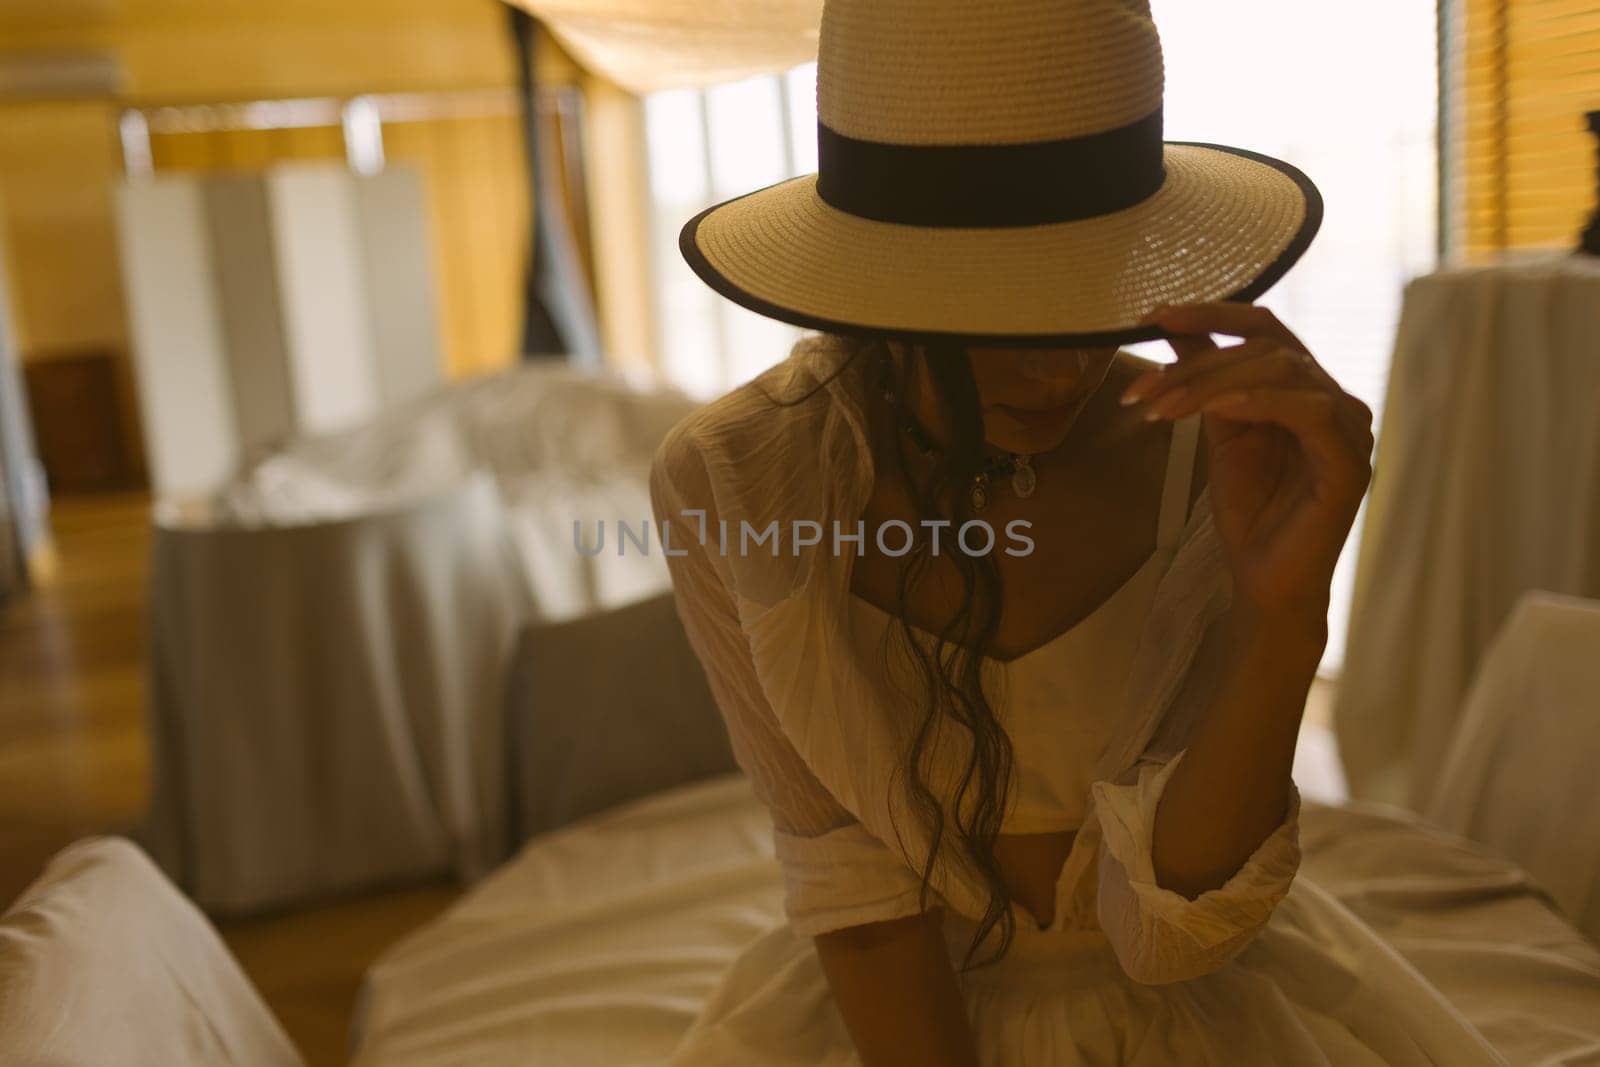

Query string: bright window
645 65 817 399
642 1 1439 674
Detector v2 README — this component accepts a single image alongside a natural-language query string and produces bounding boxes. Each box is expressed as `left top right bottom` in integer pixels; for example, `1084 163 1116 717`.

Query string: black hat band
815 107 1167 228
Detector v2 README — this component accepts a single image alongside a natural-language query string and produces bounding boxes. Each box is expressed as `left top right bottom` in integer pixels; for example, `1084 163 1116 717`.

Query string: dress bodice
1002 546 1170 832
846 412 1201 833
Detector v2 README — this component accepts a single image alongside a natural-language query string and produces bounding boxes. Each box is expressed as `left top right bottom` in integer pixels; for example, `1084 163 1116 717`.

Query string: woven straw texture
820 0 1162 143
683 0 1321 344
690 146 1311 340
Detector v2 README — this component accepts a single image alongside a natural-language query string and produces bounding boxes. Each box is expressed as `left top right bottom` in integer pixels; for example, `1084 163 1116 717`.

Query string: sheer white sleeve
649 424 936 939
1089 613 1303 985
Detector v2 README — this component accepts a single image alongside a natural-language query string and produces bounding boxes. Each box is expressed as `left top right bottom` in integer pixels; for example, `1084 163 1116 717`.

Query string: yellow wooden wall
1455 0 1600 256
0 0 569 476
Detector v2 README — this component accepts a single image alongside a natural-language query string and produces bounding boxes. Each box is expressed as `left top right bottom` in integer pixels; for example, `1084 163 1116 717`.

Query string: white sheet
351 774 782 1066
208 359 697 621
351 773 1600 1066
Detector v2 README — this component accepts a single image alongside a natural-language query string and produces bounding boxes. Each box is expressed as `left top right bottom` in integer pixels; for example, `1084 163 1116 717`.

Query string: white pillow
0 837 302 1066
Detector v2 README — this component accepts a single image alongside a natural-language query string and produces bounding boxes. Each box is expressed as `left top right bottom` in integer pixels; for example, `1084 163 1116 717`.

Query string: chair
503 590 736 845
1423 589 1600 942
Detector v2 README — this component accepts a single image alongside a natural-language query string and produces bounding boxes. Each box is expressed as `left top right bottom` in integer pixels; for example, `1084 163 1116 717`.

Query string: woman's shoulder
651 335 858 507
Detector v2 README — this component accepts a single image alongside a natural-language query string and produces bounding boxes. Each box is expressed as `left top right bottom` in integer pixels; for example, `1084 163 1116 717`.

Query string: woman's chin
985 412 1075 457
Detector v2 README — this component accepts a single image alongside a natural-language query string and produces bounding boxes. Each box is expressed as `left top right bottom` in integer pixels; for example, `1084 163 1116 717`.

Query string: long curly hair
770 331 1021 972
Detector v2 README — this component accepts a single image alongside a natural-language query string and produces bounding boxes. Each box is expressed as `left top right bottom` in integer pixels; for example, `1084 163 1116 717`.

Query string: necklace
875 350 1037 513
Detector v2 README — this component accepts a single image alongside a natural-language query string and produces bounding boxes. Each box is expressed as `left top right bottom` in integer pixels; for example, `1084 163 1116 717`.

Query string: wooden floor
0 494 460 1066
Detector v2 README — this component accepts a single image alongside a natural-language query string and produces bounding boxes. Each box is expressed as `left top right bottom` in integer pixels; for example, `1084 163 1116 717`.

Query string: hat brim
679 142 1323 349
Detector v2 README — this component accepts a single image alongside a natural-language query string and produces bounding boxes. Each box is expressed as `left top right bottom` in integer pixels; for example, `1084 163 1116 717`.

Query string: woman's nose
1020 351 1054 380
1018 350 1086 381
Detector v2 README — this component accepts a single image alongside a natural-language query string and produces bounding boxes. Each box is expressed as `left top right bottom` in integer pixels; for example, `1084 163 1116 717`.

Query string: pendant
971 476 989 512
1011 455 1036 498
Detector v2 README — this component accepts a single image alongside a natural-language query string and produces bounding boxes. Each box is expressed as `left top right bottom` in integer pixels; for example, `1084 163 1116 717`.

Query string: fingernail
1120 374 1158 404
1147 386 1185 417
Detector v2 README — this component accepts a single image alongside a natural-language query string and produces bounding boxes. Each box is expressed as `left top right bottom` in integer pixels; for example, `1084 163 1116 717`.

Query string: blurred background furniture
0 836 304 1066
212 359 696 619
1424 589 1600 944
20 351 137 493
1334 253 1600 808
505 591 733 845
115 163 444 495
146 475 527 915
142 361 697 914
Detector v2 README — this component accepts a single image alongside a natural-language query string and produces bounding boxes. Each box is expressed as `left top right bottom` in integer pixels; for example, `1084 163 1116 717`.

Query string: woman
648 1 1502 1063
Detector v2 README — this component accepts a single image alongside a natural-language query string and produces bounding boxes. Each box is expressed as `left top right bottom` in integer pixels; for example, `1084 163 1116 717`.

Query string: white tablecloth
140 364 697 914
1334 254 1600 807
143 476 529 914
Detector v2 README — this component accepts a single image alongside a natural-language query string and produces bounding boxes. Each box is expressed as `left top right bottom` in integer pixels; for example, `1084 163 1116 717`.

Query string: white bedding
351 773 1600 1066
351 774 783 1066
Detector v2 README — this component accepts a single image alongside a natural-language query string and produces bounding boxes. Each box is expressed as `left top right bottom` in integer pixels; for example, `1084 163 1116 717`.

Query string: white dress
647 334 1519 1065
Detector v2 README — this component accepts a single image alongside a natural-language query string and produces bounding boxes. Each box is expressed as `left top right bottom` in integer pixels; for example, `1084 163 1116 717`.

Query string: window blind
1453 0 1600 256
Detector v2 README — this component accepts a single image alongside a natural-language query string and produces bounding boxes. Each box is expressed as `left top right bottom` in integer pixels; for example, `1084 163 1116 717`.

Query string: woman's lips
991 401 1077 433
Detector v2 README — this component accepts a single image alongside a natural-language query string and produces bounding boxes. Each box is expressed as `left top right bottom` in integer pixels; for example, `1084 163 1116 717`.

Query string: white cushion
0 837 301 1066
1425 589 1600 942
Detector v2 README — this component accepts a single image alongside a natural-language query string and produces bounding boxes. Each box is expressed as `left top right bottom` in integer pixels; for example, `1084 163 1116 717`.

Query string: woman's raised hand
1119 302 1374 630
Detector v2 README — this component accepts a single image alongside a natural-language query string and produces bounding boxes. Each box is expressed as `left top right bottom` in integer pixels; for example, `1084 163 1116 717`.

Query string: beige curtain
504 0 822 93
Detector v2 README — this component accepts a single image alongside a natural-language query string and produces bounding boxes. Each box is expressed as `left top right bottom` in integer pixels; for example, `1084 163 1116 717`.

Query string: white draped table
142 476 531 914
1334 253 1600 808
137 364 697 914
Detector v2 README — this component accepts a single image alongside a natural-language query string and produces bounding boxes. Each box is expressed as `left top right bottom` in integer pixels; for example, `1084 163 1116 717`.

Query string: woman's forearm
1149 599 1327 899
815 908 982 1067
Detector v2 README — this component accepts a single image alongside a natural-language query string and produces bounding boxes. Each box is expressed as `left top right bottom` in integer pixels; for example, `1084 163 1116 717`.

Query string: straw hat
680 0 1324 348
